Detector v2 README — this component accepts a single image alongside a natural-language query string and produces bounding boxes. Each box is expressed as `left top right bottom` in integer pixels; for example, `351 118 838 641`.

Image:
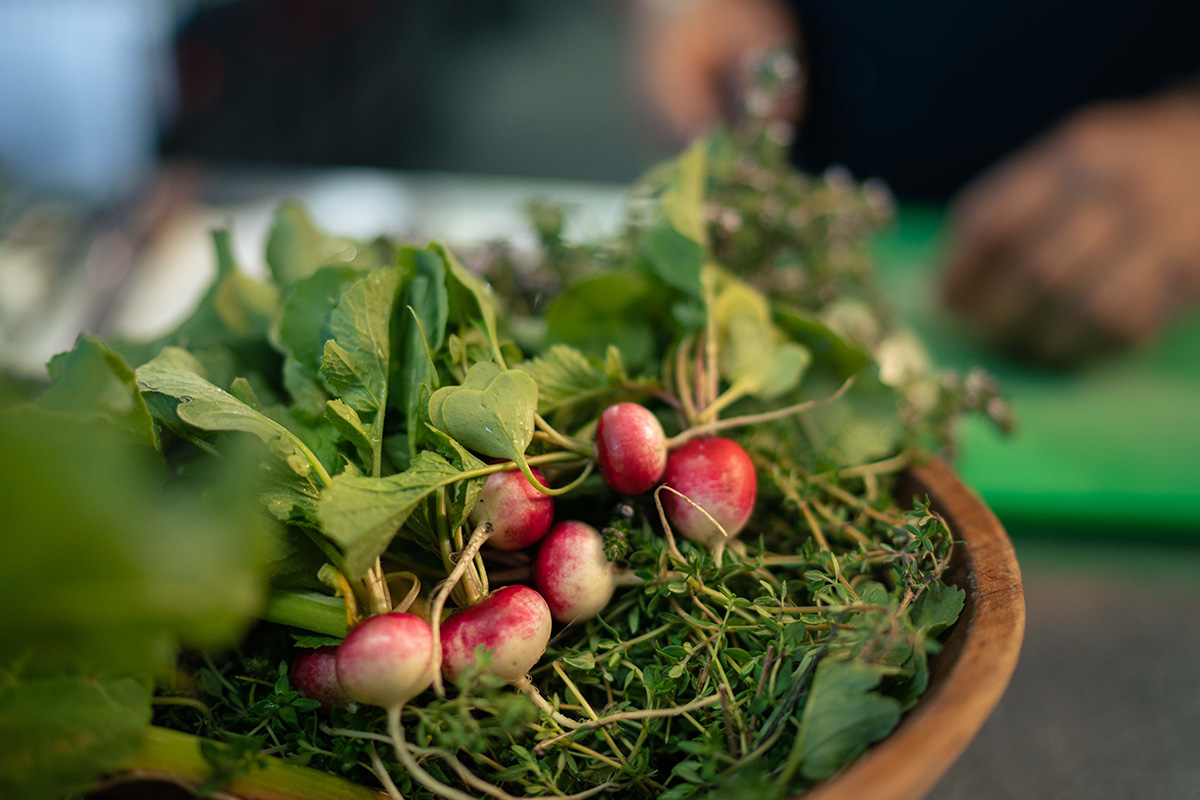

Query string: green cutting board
873 207 1200 539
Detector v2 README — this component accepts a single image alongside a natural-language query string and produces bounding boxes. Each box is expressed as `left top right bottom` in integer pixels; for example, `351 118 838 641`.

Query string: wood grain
803 457 1026 800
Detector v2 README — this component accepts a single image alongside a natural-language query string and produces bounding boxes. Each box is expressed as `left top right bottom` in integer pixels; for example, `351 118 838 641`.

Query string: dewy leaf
139 349 299 451
39 334 158 447
265 202 381 289
317 451 473 578
320 266 405 414
278 265 362 374
433 242 505 366
0 667 150 800
795 659 902 781
436 364 538 463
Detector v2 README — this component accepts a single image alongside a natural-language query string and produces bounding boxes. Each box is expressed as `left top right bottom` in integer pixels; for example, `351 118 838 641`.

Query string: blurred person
636 0 1200 364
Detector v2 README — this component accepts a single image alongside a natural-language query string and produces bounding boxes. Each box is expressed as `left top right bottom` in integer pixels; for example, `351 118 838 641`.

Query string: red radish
335 613 435 710
440 585 551 683
292 646 351 712
595 403 668 495
535 521 616 623
468 467 554 550
661 437 757 549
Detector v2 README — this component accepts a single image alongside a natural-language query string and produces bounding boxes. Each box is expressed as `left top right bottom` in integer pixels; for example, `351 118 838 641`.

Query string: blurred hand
636 0 801 142
944 95 1200 364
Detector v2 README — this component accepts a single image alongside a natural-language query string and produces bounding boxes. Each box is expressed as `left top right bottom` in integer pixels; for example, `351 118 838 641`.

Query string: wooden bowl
804 456 1026 800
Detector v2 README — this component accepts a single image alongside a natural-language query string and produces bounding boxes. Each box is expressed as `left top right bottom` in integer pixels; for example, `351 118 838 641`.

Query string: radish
292 646 351 712
595 403 667 495
661 437 757 551
468 467 554 550
534 521 617 624
440 584 552 683
334 612 435 710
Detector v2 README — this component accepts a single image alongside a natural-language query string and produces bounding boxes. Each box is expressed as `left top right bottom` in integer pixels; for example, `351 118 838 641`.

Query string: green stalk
112 726 385 800
261 590 348 637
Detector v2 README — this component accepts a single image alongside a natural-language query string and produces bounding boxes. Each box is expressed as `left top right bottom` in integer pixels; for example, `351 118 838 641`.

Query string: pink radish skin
595 403 668 495
468 467 555 550
662 437 757 549
535 521 616 623
292 646 351 712
440 585 552 684
335 613 435 710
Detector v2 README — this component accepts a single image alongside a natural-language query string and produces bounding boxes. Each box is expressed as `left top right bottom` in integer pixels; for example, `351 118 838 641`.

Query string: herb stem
667 376 854 448
533 694 722 752
150 696 216 728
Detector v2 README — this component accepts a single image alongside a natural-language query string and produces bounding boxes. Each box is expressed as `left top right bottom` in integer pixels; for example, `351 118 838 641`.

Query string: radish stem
429 522 492 696
387 707 475 800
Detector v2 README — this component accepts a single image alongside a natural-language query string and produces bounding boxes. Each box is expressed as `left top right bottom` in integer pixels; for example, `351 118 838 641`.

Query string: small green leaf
910 583 965 637
324 399 371 451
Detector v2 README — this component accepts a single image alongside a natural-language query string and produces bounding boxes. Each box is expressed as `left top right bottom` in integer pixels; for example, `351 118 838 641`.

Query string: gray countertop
929 540 1200 800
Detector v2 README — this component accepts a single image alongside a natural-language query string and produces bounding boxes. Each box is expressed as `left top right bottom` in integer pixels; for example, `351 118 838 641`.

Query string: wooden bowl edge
802 457 1026 800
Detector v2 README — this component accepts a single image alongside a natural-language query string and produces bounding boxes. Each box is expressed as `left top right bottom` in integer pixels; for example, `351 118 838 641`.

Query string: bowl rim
801 456 1026 800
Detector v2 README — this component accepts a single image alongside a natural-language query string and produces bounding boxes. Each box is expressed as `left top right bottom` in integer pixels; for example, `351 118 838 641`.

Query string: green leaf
519 344 621 413
266 202 376 289
710 271 810 399
137 349 323 473
278 265 363 374
545 272 665 371
39 334 158 447
795 659 902 781
432 363 538 464
324 399 372 452
291 634 344 648
281 357 329 421
0 666 150 800
434 242 505 366
661 139 708 244
639 140 708 296
320 267 405 415
113 230 279 377
317 451 474 578
910 583 966 637
0 412 271 667
394 247 448 458
642 222 705 297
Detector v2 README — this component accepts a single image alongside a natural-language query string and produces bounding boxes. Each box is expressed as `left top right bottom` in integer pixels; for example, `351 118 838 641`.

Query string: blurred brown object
943 93 1200 364
635 0 802 142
